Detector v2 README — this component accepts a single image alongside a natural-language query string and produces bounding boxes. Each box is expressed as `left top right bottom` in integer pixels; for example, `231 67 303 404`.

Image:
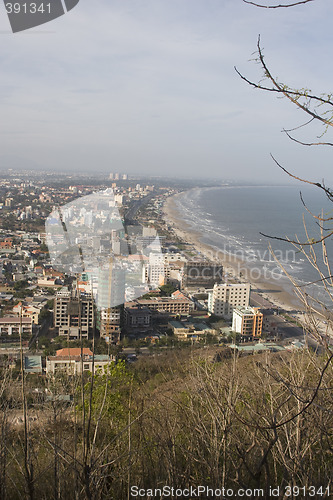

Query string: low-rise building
263 315 279 339
12 302 41 325
0 317 33 337
38 277 62 287
127 295 194 316
169 320 217 341
0 238 13 250
229 343 285 353
46 348 115 375
124 304 152 331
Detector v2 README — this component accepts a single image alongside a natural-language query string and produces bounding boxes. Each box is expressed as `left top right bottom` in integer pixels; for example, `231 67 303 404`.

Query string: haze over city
1 0 333 183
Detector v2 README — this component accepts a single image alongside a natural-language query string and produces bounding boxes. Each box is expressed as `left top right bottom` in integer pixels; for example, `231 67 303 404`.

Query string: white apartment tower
143 253 165 287
208 283 250 318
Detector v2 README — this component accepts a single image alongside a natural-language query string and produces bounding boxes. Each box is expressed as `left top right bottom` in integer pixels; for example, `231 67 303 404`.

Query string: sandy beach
163 192 304 313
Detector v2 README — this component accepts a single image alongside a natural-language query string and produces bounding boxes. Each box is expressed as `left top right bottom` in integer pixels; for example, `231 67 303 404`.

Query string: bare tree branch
234 66 333 108
259 229 333 246
257 36 333 121
282 128 333 147
270 154 333 200
243 0 314 8
235 35 333 141
283 117 315 131
299 192 333 222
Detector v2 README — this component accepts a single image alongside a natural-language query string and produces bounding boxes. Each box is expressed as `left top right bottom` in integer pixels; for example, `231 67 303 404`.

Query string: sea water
174 184 333 307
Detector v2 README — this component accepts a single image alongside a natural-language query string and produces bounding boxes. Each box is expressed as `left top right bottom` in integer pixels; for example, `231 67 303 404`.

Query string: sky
0 0 333 184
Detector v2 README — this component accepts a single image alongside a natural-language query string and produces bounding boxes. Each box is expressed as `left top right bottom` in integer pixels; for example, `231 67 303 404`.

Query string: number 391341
5 3 51 14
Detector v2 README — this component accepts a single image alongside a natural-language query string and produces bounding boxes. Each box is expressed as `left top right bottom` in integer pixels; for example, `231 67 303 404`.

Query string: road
250 292 275 309
251 292 323 352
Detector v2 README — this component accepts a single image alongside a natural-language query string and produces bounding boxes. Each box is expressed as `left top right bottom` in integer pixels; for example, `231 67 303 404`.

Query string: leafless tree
232 9 333 487
236 0 333 348
0 365 12 500
243 0 315 8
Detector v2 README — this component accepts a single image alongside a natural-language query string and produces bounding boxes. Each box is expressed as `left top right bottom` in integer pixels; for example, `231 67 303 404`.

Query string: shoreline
162 191 303 313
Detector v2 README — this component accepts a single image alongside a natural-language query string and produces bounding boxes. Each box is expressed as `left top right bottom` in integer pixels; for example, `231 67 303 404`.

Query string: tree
236 2 333 349
230 6 333 491
159 284 178 296
39 308 51 324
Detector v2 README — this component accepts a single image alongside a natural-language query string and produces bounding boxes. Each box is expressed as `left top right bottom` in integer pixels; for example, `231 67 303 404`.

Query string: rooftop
0 317 32 324
24 355 42 372
56 348 93 357
229 343 285 352
233 306 262 315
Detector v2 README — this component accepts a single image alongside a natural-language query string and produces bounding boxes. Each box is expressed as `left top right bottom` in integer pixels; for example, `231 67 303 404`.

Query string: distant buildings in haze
109 173 128 180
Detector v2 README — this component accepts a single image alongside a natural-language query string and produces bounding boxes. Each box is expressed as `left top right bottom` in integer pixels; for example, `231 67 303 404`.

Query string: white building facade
208 283 250 318
232 306 263 338
143 253 165 287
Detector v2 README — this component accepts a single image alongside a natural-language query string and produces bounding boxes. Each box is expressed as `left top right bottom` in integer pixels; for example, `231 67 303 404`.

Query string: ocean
173 184 333 306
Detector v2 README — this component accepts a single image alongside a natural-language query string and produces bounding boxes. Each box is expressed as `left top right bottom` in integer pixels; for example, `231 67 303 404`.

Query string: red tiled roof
56 348 93 357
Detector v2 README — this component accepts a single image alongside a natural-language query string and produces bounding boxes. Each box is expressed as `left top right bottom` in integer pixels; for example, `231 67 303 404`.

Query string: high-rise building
114 194 124 206
232 306 263 339
208 283 250 318
54 288 94 340
143 253 165 287
97 307 121 343
96 263 126 310
94 263 124 343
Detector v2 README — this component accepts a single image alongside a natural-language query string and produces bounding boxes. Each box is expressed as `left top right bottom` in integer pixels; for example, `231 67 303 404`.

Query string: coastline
163 191 303 313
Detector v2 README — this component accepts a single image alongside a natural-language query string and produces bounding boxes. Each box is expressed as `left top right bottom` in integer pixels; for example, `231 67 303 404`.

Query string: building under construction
54 287 94 340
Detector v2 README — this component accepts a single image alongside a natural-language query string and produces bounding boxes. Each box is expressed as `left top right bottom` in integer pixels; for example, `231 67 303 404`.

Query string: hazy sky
0 0 332 183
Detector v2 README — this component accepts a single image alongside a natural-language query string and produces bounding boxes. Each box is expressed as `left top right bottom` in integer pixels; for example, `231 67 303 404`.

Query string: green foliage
14 289 34 298
46 299 54 309
159 284 178 296
13 280 28 291
82 360 134 425
0 342 333 498
38 308 51 324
